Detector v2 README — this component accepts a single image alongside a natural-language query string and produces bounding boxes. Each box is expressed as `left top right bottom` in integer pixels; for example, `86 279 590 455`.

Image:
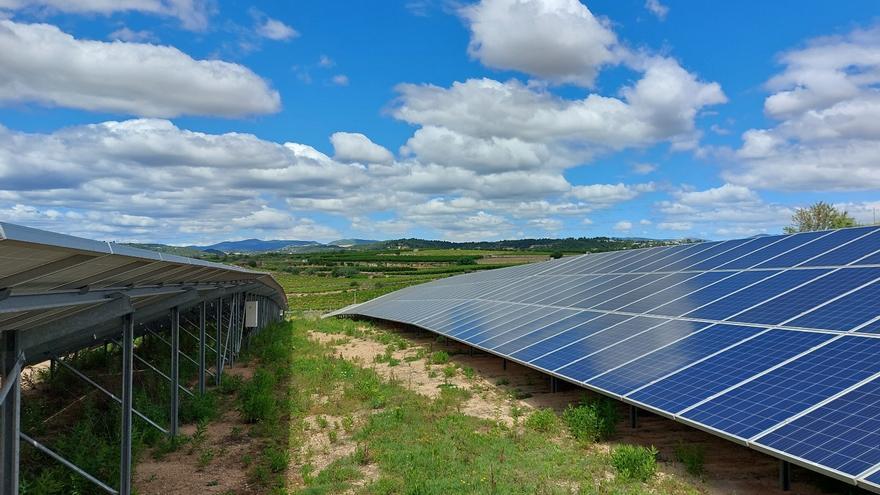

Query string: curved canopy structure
0 222 285 364
333 226 880 491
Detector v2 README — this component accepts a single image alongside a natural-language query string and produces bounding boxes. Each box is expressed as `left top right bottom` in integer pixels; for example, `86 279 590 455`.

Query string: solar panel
331 226 880 487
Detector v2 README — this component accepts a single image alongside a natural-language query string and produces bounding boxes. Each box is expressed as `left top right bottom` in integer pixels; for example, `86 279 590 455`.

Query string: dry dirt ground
134 363 260 495
310 323 839 495
132 321 843 495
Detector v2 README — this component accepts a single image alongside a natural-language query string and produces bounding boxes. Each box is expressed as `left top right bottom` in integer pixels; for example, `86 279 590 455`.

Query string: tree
550 251 564 259
784 201 856 233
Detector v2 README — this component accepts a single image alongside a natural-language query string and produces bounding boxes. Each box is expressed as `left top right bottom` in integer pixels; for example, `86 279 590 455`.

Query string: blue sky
0 0 878 244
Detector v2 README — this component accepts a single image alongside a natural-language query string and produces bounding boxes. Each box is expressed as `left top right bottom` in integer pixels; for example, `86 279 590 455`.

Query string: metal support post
198 301 206 395
1 330 21 495
502 358 507 370
629 405 639 429
549 376 558 393
215 298 222 386
779 460 791 491
170 307 179 437
119 313 134 495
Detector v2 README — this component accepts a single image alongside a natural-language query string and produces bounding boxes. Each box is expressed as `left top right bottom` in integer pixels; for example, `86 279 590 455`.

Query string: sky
0 0 878 244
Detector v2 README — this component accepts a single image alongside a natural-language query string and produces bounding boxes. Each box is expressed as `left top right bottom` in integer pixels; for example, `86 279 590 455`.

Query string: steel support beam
629 405 639 429
0 330 20 495
119 313 133 495
198 301 206 395
170 307 179 437
20 433 117 494
54 356 167 434
215 298 222 386
109 338 194 398
779 460 791 491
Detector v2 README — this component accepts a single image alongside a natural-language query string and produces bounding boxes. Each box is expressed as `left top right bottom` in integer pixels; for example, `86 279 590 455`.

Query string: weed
525 408 558 433
341 415 354 433
239 369 278 423
317 415 329 429
611 444 658 482
430 350 450 364
562 397 617 443
265 446 290 473
442 363 457 379
328 430 338 443
674 442 706 476
462 366 476 380
198 448 215 468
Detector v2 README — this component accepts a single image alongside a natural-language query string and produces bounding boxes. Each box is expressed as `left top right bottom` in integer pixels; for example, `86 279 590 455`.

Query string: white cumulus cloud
0 20 280 117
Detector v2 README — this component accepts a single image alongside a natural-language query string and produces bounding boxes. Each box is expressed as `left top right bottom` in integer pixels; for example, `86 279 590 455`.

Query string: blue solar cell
688 236 780 271
638 241 718 272
625 243 704 272
552 275 633 307
591 273 699 311
685 269 829 321
595 249 667 273
615 271 731 314
628 330 833 413
568 274 668 309
450 305 545 339
717 231 828 270
574 250 643 274
867 467 880 485
683 336 880 439
531 316 666 371
534 275 623 306
472 309 578 347
756 227 878 269
802 228 880 267
856 250 880 266
610 246 680 272
733 268 880 326
518 276 596 304
491 311 603 355
511 313 632 362
660 241 736 271
431 302 515 333
856 318 880 335
554 319 709 382
418 301 486 328
458 306 557 342
791 280 880 331
755 378 880 476
646 270 779 317
591 324 762 395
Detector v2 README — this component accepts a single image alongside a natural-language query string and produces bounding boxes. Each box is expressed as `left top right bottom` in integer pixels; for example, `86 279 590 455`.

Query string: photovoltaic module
331 226 880 490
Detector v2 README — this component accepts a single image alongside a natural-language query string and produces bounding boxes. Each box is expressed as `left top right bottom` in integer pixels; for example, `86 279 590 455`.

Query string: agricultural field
225 249 552 311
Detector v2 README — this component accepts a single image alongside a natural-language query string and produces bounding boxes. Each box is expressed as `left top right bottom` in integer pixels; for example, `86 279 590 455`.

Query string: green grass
280 316 703 495
524 408 559 433
611 444 659 482
674 442 707 477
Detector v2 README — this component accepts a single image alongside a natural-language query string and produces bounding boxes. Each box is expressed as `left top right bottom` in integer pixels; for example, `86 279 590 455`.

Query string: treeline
373 236 687 252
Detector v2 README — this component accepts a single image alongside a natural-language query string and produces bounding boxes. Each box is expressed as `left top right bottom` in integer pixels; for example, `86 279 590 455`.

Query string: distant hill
130 235 694 257
328 238 379 247
372 236 692 252
192 239 320 253
125 243 206 257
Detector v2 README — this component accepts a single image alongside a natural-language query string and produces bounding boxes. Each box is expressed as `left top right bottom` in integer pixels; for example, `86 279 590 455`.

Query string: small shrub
239 370 277 423
550 251 564 259
430 351 450 365
316 416 329 429
674 442 706 476
562 404 600 443
265 446 290 473
525 408 558 433
462 366 476 379
611 444 658 482
443 364 457 378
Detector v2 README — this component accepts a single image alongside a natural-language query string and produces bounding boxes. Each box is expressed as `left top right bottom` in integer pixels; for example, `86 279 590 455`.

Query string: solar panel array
332 226 880 490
